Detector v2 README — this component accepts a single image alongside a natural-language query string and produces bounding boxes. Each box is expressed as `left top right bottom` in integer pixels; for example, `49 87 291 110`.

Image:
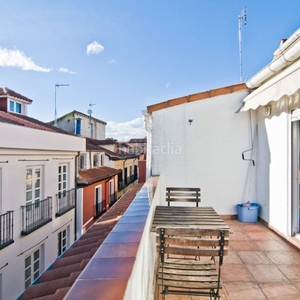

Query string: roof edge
147 83 247 113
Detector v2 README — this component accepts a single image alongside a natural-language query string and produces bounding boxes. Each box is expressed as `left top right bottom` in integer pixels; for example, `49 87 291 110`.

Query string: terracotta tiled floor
155 219 300 300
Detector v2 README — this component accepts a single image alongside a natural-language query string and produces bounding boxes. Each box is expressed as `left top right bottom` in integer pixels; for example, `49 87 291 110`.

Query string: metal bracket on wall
242 125 257 166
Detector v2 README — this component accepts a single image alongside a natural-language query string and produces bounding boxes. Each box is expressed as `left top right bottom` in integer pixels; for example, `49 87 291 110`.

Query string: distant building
0 88 85 300
48 110 106 140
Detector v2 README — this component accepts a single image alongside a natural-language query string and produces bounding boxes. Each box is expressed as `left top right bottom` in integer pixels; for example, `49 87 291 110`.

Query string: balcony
65 177 300 300
56 188 75 217
20 178 300 299
0 210 14 250
21 197 52 235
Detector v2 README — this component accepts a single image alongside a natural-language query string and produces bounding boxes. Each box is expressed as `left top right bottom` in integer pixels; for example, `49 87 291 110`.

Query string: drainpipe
123 159 127 194
74 151 80 241
246 28 300 89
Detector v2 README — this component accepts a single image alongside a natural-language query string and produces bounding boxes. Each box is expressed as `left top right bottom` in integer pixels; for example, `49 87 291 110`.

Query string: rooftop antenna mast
87 103 96 138
54 83 69 126
238 7 247 82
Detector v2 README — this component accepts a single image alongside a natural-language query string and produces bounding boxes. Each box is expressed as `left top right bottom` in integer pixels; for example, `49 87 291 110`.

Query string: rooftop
47 110 107 126
0 87 33 103
0 110 73 135
155 218 300 299
147 83 247 113
78 166 121 186
20 183 145 300
20 178 300 300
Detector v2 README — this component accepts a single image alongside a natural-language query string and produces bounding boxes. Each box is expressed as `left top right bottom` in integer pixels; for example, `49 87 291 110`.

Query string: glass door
292 118 300 235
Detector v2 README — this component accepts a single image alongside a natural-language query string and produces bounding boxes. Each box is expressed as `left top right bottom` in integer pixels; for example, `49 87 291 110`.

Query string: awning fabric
241 59 300 112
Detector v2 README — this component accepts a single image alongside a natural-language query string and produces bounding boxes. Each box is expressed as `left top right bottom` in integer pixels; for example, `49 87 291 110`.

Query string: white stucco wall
0 124 84 300
149 90 253 215
255 100 292 236
0 122 85 152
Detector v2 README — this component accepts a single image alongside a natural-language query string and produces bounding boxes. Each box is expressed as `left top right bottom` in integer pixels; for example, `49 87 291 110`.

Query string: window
95 185 102 216
0 168 2 213
9 101 14 112
75 118 81 135
26 167 42 205
90 123 94 138
109 180 115 205
16 103 22 113
93 154 99 168
9 100 22 113
79 155 85 170
58 228 68 256
58 164 67 198
100 154 104 166
25 248 41 288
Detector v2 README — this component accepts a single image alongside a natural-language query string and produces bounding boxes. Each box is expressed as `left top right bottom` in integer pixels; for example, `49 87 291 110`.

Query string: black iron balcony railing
94 201 103 219
0 211 14 250
118 182 124 191
56 188 75 217
21 197 52 235
109 192 117 206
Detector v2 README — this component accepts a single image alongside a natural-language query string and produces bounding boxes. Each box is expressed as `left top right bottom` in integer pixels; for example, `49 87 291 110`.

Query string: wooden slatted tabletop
151 205 230 232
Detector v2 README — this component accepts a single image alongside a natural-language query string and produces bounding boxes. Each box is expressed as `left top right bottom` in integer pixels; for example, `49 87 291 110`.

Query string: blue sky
0 1 299 140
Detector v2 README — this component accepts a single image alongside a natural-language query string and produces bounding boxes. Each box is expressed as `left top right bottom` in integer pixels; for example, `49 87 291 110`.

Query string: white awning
241 59 300 111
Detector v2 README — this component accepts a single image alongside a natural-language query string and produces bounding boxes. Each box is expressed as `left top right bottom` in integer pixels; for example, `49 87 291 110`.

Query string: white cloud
58 67 77 74
0 47 51 72
109 59 116 64
106 117 146 141
86 41 104 55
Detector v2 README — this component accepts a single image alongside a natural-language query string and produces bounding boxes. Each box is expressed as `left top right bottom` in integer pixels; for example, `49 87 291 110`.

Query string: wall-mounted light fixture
188 119 193 125
262 105 271 117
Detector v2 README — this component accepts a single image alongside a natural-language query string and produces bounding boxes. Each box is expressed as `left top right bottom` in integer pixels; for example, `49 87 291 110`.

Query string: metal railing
56 188 75 217
109 192 116 206
118 182 124 191
21 197 52 235
0 211 14 250
94 201 103 219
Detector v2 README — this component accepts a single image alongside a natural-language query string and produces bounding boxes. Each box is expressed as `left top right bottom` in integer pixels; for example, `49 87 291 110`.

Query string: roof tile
20 183 144 300
0 87 33 103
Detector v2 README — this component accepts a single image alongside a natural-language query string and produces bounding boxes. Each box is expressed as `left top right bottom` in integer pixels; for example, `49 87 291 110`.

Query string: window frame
26 166 42 206
58 164 68 199
8 99 22 114
57 227 68 256
24 248 41 288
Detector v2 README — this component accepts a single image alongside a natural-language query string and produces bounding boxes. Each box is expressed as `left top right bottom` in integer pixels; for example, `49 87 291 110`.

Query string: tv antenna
87 103 95 116
54 83 69 126
238 7 247 82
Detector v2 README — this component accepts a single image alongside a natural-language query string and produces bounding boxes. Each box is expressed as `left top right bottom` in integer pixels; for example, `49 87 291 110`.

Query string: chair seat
157 258 222 291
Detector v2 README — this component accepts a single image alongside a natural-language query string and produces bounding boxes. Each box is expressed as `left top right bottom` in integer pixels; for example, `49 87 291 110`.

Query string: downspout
74 151 80 241
123 159 127 194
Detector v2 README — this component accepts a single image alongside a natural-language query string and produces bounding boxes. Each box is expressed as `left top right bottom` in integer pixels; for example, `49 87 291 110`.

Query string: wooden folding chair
155 227 229 299
166 187 201 207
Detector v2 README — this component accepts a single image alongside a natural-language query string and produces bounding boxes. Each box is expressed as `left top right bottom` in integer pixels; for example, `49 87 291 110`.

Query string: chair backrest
156 227 229 264
166 187 201 207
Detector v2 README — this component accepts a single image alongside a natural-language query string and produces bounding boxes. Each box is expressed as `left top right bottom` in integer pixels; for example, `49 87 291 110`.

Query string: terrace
21 177 300 299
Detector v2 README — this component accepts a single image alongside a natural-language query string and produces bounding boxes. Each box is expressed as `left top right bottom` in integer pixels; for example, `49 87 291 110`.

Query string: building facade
145 83 250 214
0 88 85 300
48 110 106 140
240 27 300 238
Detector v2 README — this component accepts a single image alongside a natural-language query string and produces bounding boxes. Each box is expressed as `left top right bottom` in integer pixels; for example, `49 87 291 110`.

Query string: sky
0 1 300 140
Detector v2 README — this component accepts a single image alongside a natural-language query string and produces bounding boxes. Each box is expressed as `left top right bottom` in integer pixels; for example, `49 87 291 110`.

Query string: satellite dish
87 109 92 115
